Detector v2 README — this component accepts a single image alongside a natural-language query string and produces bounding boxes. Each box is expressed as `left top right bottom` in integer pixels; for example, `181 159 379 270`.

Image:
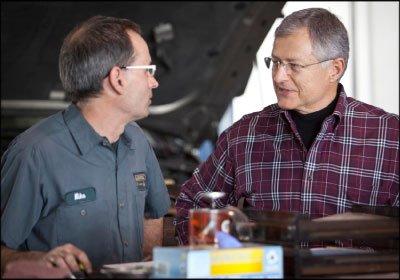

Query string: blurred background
1 1 399 198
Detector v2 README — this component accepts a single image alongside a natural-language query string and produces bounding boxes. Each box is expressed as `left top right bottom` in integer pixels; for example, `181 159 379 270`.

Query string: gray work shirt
1 104 171 268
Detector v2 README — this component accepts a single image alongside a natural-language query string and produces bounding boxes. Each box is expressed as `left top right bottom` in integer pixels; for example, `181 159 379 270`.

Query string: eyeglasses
264 57 333 75
120 65 156 76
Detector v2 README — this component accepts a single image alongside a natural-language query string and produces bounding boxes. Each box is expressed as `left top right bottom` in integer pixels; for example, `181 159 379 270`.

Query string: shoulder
345 97 399 126
3 112 66 157
224 103 281 138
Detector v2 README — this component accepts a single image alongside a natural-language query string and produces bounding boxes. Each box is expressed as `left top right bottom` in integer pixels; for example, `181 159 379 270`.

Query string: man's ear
108 66 125 94
329 58 345 82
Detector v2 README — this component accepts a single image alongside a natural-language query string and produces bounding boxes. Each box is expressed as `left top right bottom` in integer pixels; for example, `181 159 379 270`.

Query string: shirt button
80 209 86 216
123 241 128 247
119 202 125 208
307 174 312 180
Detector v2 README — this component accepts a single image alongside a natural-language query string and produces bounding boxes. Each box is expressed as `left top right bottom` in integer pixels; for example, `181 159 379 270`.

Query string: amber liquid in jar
189 209 230 246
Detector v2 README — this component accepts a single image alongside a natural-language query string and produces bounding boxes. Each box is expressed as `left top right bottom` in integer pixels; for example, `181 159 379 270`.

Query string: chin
140 110 150 120
277 99 297 110
134 114 147 122
129 112 147 122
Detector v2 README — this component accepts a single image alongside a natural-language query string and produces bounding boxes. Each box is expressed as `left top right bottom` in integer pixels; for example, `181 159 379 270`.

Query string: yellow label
210 248 264 275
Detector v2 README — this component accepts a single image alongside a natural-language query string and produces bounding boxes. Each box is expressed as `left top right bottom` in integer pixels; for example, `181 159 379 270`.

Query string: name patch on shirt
133 172 147 191
65 187 96 205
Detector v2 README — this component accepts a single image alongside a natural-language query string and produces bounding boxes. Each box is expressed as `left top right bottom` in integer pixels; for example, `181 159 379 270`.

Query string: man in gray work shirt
1 15 170 274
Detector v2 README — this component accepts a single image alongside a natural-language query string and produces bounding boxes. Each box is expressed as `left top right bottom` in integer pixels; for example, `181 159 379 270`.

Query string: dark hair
275 8 349 76
59 15 141 103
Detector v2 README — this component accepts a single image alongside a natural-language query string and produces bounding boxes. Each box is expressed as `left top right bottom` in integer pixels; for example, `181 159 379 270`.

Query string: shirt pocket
56 199 112 265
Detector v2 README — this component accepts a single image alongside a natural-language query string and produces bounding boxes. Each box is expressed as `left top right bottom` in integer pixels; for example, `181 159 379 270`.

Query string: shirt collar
332 83 348 122
121 124 136 150
63 104 104 155
63 104 136 155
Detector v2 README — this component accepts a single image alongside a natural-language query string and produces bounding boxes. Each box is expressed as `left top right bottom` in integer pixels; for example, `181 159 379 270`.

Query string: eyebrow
271 54 300 63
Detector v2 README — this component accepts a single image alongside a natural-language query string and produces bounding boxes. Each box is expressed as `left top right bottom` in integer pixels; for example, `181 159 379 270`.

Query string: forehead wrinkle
273 30 315 63
271 54 303 63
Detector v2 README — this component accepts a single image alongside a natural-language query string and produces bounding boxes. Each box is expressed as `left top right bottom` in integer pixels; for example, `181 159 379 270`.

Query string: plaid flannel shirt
174 84 399 245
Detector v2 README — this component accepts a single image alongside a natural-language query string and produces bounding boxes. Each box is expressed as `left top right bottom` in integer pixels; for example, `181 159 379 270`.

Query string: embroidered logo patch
65 187 96 205
133 172 147 191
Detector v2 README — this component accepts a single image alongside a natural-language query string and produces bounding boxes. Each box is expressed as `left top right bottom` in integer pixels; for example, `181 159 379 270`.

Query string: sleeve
144 141 171 219
387 114 399 207
1 144 44 249
390 153 399 207
173 130 235 245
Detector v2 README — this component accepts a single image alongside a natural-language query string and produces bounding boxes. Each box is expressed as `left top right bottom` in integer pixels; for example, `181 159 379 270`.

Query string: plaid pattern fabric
174 84 399 245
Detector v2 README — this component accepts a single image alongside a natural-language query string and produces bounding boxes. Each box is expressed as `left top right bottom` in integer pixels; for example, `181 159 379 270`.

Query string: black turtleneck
290 94 339 150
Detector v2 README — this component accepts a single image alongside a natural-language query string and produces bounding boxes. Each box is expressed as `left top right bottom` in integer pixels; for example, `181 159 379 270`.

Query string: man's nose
149 75 159 89
273 64 290 83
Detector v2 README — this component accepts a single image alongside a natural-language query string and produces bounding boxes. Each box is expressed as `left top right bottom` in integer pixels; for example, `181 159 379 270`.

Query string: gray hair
275 8 349 74
59 15 141 103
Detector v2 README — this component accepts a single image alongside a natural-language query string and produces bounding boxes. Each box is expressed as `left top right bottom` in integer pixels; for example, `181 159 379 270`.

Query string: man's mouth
277 86 296 96
278 86 295 91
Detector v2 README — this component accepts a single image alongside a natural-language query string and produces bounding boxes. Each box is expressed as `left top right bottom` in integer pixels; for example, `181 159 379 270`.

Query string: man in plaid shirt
174 8 399 245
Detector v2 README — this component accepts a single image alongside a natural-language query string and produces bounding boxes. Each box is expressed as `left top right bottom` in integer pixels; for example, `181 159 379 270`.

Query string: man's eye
289 63 301 72
271 59 280 66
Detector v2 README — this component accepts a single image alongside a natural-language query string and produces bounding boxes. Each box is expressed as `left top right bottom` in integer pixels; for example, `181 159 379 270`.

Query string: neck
76 99 128 143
